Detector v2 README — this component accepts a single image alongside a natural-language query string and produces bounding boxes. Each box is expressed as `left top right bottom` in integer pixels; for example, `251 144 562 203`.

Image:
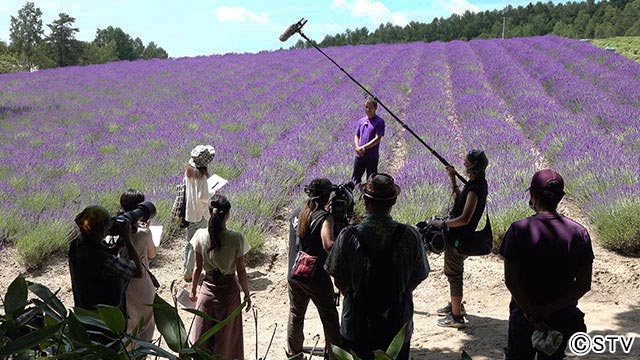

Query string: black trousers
351 156 379 184
504 307 586 360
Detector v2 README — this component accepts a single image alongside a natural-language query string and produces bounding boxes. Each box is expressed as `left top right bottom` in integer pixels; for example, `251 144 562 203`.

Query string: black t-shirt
450 177 488 234
68 238 127 312
287 207 330 279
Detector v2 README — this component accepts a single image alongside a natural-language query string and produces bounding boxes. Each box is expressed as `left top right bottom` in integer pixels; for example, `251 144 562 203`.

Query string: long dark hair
119 189 145 233
297 178 333 238
297 197 326 238
208 194 231 252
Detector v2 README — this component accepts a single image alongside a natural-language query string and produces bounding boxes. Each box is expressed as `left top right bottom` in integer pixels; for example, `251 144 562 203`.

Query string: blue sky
0 1 567 58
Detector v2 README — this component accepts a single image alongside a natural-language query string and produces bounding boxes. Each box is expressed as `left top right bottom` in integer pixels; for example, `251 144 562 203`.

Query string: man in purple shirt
351 97 385 184
500 169 594 360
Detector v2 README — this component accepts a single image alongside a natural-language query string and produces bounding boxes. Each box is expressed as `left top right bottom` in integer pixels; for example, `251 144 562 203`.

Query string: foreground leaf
97 305 125 335
0 321 63 356
5 274 28 318
152 293 187 352
28 282 68 321
331 344 356 360
385 323 407 358
192 297 248 349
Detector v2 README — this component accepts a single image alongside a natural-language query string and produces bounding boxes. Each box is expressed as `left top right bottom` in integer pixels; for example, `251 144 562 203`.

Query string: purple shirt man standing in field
500 169 594 360
352 97 385 184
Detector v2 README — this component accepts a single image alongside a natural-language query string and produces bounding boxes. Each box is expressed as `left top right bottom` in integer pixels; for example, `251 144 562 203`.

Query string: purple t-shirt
355 115 385 159
499 213 594 316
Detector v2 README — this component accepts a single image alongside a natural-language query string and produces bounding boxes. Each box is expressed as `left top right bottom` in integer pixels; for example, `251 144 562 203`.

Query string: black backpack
350 224 408 344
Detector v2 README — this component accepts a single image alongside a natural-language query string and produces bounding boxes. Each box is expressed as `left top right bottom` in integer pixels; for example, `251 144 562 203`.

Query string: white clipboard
207 174 228 194
149 225 163 247
177 288 196 309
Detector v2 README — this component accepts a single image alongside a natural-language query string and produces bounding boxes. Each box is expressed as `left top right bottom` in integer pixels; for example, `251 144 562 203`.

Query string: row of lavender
470 36 640 250
1 35 638 266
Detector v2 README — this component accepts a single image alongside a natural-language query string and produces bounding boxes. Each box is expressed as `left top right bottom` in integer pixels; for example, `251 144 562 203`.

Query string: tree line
0 2 168 74
292 0 640 49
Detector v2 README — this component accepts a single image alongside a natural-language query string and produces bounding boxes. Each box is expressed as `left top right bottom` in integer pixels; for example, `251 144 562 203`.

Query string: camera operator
427 149 488 328
287 178 341 360
68 205 143 343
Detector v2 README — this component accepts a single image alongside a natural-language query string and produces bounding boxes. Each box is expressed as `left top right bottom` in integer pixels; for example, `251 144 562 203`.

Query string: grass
591 36 640 63
16 219 70 270
590 198 640 254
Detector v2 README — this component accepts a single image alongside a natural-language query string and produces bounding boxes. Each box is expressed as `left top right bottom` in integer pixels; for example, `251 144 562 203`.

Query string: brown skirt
190 275 244 360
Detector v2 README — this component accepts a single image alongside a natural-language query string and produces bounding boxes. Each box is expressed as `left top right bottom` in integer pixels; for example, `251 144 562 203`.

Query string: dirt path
2 211 639 360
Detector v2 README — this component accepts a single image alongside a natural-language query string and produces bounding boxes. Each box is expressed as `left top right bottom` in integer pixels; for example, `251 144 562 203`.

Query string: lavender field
1 35 639 266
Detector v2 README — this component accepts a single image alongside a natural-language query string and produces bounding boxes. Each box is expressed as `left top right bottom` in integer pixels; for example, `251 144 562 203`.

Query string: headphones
467 150 488 174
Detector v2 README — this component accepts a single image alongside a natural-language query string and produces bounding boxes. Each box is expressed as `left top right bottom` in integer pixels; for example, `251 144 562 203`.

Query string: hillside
1 35 639 269
1 34 639 358
592 36 640 63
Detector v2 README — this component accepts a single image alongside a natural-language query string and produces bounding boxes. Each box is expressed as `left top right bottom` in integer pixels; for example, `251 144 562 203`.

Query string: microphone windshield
279 18 306 42
279 23 298 42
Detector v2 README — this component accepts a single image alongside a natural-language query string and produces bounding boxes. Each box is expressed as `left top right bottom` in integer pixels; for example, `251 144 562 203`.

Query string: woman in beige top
120 189 157 342
189 194 251 359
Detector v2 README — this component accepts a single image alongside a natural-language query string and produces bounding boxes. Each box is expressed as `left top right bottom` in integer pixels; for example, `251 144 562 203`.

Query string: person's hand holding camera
117 218 144 278
426 217 447 229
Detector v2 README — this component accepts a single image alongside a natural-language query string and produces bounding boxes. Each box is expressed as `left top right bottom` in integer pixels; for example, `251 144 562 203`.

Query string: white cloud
331 0 408 26
216 6 268 24
445 0 480 15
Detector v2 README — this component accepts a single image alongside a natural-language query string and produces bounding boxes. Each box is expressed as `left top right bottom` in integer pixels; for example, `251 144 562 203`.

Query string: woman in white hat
183 144 216 282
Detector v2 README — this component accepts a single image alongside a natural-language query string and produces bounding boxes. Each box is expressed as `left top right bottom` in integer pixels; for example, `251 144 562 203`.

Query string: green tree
141 41 169 59
94 26 135 60
0 53 22 73
0 39 8 54
9 1 44 69
622 0 640 36
46 13 80 67
78 40 118 65
132 36 145 58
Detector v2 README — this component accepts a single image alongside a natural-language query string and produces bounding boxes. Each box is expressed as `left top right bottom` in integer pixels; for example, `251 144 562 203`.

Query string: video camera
108 200 157 237
416 216 447 254
329 182 355 236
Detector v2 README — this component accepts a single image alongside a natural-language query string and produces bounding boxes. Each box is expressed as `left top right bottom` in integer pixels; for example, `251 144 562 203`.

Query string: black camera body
329 182 355 236
108 200 157 237
416 217 447 254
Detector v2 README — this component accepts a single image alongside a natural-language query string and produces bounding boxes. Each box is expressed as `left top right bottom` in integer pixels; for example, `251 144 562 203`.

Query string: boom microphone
279 18 307 42
278 18 468 184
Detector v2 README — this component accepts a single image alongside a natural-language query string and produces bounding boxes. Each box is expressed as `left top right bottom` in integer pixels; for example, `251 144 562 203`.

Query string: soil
1 203 639 360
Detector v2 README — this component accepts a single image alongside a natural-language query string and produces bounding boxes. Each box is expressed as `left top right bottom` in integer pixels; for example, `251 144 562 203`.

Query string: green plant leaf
461 350 473 360
27 281 67 320
386 323 407 358
192 297 248 349
0 321 63 356
66 312 92 346
331 344 356 360
73 307 111 331
192 347 222 359
128 336 178 359
97 305 125 334
5 274 28 318
182 307 218 322
152 293 187 352
373 350 394 360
